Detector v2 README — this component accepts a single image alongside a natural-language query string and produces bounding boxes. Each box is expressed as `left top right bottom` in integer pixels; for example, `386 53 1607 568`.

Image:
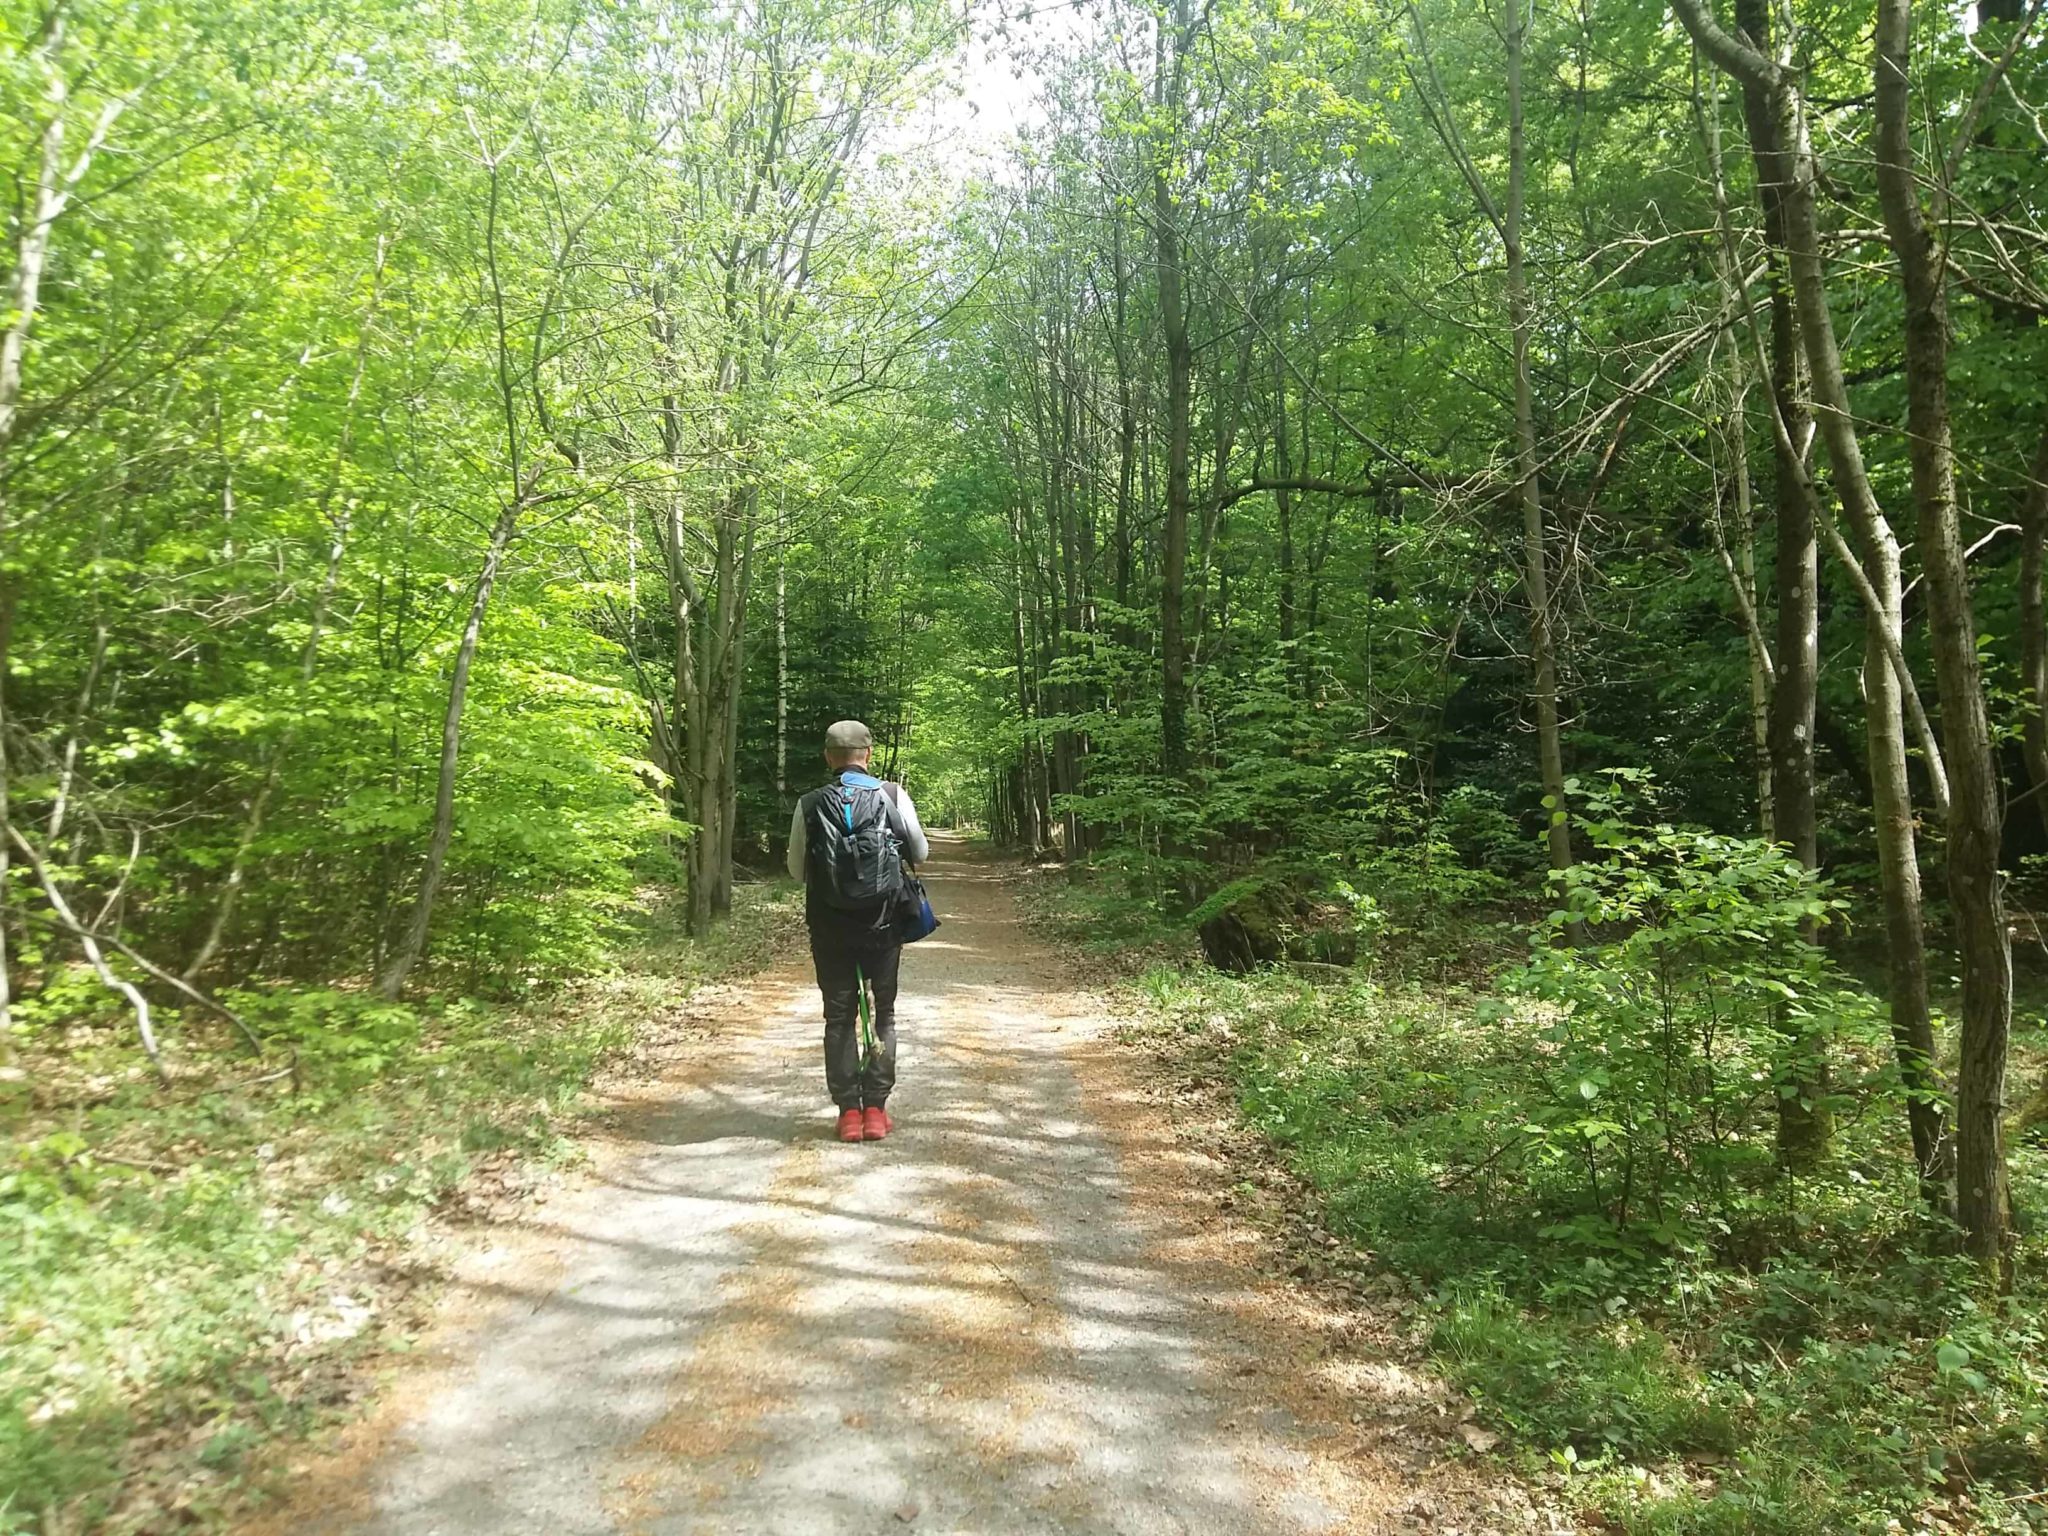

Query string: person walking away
785 720 929 1143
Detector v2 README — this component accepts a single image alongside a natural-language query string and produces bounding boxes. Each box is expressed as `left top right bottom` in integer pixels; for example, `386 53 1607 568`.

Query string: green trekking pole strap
855 961 876 1072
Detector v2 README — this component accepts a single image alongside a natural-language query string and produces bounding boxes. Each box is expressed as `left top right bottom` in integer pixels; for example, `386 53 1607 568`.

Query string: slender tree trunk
1303 489 1337 703
1696 97 1775 833
1764 104 1866 1171
1110 217 1138 635
1864 569 1950 1193
1769 434 1818 868
375 504 521 999
1702 405 1775 838
1505 0 1574 892
776 498 789 808
46 623 108 844
1274 343 1298 662
1675 0 1854 1168
1154 0 1195 781
0 30 124 1067
715 493 756 915
687 495 749 933
0 589 14 1061
0 28 61 1044
0 16 126 452
666 487 706 906
1008 500 1041 852
1874 0 2012 1261
1751 207 1815 874
2022 421 2048 840
1714 1 1838 1170
1733 457 1773 840
1698 38 1788 841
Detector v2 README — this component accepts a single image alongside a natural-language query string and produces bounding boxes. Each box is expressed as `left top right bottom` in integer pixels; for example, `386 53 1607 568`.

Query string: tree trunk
45 623 107 846
1734 466 1772 840
0 26 56 1040
1764 101 1861 1171
0 16 125 454
1154 0 1195 781
717 493 757 913
1274 343 1298 661
1720 1 1816 857
665 484 707 900
1722 0 1834 1172
1302 488 1338 703
1008 500 1042 853
776 497 789 808
2022 420 2048 840
687 488 753 932
1505 0 1575 893
1110 216 1138 634
1873 0 2012 1262
1696 64 1776 836
0 590 14 1060
1674 0 1851 1168
1864 581 1950 1195
375 504 521 999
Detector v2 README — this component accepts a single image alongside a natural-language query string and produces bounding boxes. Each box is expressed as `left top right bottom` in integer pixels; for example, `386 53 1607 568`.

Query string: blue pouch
895 875 939 943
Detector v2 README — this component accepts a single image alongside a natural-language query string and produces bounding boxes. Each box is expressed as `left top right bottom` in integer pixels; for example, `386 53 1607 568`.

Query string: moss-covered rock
1196 879 1293 972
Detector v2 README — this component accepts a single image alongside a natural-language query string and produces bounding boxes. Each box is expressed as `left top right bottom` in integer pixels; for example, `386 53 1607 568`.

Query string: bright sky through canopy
899 1 1095 179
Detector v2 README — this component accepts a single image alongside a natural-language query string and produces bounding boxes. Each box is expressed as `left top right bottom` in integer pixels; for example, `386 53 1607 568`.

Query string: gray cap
823 719 872 751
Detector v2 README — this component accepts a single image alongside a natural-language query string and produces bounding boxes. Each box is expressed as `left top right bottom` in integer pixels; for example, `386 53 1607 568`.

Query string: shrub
1496 774 1886 1260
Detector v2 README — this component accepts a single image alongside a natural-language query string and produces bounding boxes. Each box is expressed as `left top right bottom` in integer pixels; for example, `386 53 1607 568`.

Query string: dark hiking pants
811 925 901 1109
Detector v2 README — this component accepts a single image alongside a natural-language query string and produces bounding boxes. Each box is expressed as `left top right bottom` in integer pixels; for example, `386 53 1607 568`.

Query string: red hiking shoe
837 1107 865 1143
863 1106 893 1142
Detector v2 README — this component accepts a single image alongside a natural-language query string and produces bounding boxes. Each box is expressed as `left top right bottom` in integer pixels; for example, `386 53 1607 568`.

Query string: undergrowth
1025 809 2048 1536
0 879 800 1534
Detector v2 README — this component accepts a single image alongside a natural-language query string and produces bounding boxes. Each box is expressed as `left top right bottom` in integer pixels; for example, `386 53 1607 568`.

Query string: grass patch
0 878 801 1535
1021 800 2048 1536
1116 961 2048 1534
1014 855 1196 959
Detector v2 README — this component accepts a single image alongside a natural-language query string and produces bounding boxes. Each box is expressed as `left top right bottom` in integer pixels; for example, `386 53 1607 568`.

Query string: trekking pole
854 961 877 1076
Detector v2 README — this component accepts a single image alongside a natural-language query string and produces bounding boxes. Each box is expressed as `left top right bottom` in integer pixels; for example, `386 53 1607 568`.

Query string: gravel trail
259 837 1537 1536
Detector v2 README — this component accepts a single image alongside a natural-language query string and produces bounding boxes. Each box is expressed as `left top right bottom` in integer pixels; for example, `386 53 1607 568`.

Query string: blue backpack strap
837 770 882 833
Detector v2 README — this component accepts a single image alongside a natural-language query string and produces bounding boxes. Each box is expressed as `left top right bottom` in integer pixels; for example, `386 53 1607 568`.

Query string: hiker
785 719 929 1143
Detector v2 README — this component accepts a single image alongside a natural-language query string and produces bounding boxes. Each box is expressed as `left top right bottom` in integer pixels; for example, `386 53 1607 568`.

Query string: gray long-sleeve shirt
785 772 930 883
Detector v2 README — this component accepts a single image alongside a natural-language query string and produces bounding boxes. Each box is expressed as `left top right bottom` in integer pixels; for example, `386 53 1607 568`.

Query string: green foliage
1082 808 2048 1533
1500 775 1883 1251
0 880 800 1533
1 0 696 1006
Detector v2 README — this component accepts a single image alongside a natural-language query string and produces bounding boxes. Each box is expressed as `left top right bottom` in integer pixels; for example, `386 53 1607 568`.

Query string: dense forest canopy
5 0 2048 1524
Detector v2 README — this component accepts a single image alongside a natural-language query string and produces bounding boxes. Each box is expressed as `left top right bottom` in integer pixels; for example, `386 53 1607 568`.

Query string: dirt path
258 837 1548 1536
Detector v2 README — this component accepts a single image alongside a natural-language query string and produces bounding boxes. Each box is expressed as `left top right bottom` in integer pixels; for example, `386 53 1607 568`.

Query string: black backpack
802 780 905 910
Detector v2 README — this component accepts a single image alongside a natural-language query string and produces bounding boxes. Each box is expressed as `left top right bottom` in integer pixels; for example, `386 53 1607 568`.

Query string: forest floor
239 835 1558 1536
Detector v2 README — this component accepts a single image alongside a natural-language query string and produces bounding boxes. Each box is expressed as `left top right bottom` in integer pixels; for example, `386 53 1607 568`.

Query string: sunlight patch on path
253 836 1542 1536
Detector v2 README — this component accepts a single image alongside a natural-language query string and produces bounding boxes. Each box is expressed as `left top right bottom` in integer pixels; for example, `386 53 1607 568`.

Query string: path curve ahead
259 837 1541 1536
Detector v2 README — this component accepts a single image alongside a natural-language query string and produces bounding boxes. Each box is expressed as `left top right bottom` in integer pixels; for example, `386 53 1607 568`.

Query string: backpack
802 779 904 910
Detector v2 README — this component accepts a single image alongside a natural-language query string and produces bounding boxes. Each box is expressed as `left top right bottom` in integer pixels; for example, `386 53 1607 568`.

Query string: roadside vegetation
1028 785 2048 1535
0 883 799 1534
